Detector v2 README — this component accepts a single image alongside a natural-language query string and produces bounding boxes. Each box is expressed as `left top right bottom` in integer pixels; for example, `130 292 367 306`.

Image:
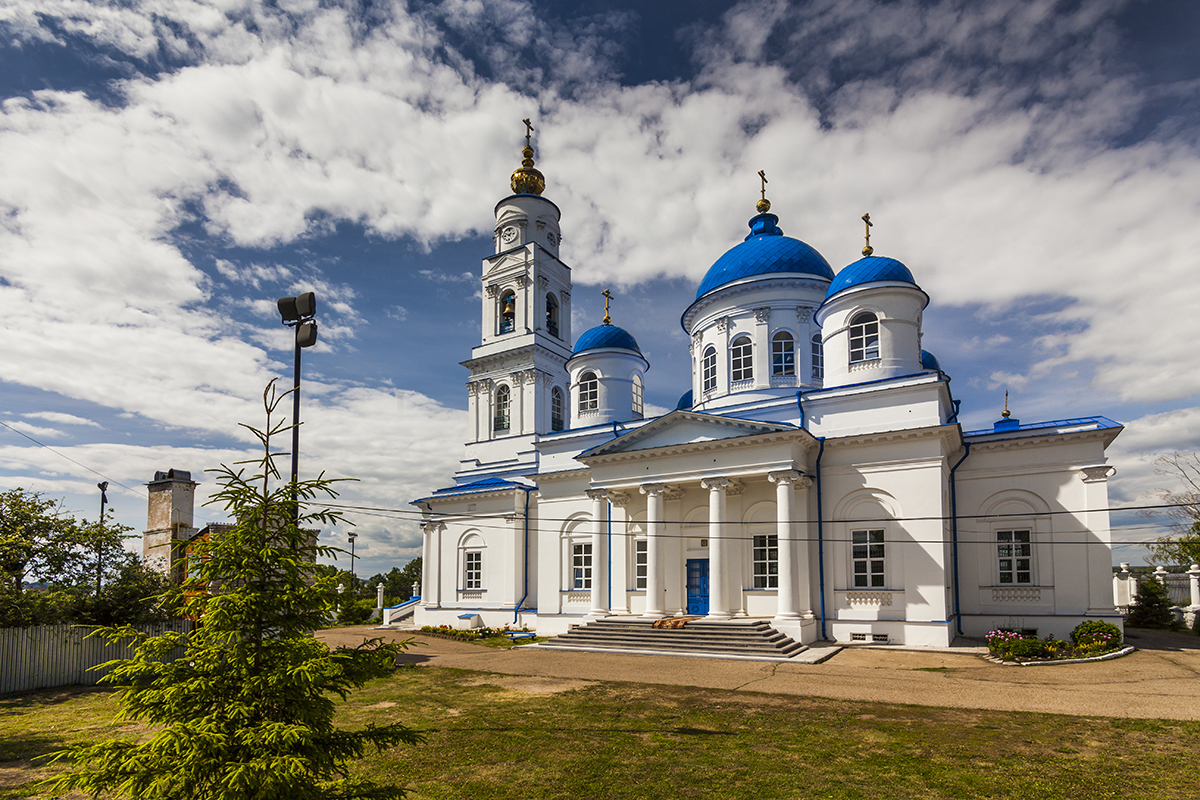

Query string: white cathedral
412 131 1123 647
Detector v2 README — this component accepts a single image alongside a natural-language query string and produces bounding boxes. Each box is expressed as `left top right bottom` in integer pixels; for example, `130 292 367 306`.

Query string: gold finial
862 213 874 257
1002 390 1011 418
511 118 546 195
601 289 613 325
756 170 771 213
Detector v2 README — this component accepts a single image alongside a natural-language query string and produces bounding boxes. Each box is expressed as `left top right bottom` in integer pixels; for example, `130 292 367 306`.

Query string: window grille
811 333 824 380
997 530 1032 584
493 385 510 432
752 534 779 589
464 551 482 590
849 312 879 363
572 542 592 589
731 336 753 382
702 347 717 393
852 529 885 588
578 372 598 412
551 387 564 431
772 331 795 376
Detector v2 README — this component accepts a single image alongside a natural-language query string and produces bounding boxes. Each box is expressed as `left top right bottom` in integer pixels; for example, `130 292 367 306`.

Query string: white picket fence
0 621 189 695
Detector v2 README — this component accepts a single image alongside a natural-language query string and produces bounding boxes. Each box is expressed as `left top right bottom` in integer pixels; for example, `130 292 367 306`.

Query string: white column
587 489 609 617
421 521 443 608
640 484 666 618
769 470 805 620
701 477 730 619
1189 564 1200 609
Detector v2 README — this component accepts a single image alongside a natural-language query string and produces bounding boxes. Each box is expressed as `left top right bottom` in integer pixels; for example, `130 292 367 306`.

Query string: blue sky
2 0 1199 577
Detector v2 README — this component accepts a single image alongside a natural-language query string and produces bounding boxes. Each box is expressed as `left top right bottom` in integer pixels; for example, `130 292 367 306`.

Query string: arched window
551 387 564 431
545 293 559 338
849 312 879 363
702 346 717 393
811 333 824 380
632 374 643 416
459 533 485 591
498 290 516 334
493 385 510 432
771 331 795 376
731 336 753 382
578 371 598 412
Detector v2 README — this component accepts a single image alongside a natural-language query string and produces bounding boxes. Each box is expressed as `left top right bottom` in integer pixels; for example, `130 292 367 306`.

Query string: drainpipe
949 441 971 637
815 437 828 641
795 390 805 429
513 486 533 625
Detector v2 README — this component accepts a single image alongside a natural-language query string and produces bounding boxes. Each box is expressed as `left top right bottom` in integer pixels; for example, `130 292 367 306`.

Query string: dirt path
316 626 1200 720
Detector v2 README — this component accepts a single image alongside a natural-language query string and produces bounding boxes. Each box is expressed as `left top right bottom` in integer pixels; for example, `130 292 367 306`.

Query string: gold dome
511 143 546 195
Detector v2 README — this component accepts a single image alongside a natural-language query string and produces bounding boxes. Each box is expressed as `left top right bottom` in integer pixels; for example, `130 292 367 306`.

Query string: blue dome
675 389 693 411
573 323 642 355
694 213 835 299
920 350 941 371
825 256 917 301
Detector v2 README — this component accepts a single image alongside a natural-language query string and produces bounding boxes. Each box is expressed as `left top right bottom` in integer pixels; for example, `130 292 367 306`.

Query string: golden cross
862 212 874 256
522 118 534 146
601 289 613 325
758 170 768 200
1003 390 1011 418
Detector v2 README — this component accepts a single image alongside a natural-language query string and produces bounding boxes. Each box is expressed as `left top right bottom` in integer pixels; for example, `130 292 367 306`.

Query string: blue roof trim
427 476 520 498
573 323 642 355
964 416 1122 438
825 256 917 301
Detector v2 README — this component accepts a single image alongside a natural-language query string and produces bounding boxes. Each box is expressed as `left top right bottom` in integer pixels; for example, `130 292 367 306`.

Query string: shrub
339 598 375 625
1070 620 1122 649
1126 579 1176 628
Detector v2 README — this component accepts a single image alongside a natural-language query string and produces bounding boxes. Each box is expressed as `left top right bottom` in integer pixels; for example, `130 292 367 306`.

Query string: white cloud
21 411 102 428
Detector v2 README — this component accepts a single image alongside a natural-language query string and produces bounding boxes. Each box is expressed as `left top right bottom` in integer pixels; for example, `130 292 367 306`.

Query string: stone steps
535 617 807 661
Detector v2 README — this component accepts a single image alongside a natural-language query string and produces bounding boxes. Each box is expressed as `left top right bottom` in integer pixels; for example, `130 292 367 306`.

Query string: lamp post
96 481 108 595
347 532 358 596
276 291 318 518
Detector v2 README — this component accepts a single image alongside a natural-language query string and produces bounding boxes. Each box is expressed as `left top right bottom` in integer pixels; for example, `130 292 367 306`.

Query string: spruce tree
46 382 421 799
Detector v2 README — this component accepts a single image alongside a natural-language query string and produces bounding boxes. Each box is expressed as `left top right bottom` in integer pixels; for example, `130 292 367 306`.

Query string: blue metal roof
825 256 918 301
573 323 642 355
694 213 834 299
964 416 1122 437
920 350 941 371
429 476 519 497
675 389 693 411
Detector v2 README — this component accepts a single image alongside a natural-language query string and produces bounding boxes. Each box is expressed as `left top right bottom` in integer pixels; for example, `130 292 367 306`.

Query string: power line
322 498 1196 527
0 419 146 497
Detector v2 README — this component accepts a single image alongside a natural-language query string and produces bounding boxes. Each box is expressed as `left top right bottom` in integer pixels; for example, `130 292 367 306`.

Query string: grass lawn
2 664 1198 799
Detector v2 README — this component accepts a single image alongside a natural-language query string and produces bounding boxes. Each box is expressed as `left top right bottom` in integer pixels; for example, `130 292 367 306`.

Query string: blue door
686 559 709 615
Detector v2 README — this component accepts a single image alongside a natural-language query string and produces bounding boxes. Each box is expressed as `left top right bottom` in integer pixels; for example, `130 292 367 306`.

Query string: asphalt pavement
315 626 1200 721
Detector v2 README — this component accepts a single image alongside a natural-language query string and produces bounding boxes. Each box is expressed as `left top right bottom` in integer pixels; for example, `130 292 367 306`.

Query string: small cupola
565 291 649 428
815 214 930 389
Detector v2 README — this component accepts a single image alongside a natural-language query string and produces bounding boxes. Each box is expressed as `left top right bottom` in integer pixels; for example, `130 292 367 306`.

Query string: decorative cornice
700 477 728 492
754 307 771 323
585 488 609 501
580 428 814 466
796 306 814 323
663 486 686 501
485 284 500 298
682 276 830 332
768 469 808 488
966 428 1119 453
608 490 631 507
528 468 591 483
640 483 666 497
1080 465 1116 483
461 343 570 374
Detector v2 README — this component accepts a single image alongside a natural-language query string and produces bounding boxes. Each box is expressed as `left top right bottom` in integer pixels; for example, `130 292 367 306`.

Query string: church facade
413 135 1122 647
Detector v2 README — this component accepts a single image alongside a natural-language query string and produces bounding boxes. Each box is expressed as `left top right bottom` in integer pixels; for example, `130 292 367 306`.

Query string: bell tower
457 121 574 480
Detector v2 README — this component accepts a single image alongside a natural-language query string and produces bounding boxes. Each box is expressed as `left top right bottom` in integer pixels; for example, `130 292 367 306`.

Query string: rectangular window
752 534 779 589
572 542 592 589
852 529 885 588
635 539 647 590
811 335 824 380
849 316 880 363
464 551 482 590
997 530 1032 584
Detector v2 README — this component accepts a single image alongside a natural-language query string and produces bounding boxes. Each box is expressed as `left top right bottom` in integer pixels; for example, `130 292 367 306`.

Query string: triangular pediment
579 410 800 459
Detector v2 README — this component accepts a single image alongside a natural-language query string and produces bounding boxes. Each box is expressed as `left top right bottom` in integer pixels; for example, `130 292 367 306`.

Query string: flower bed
986 620 1124 663
419 624 533 641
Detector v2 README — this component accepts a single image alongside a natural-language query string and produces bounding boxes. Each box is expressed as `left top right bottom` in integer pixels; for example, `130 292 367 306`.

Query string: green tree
1147 452 1200 566
1126 578 1177 628
367 558 422 605
46 382 422 799
0 489 78 595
